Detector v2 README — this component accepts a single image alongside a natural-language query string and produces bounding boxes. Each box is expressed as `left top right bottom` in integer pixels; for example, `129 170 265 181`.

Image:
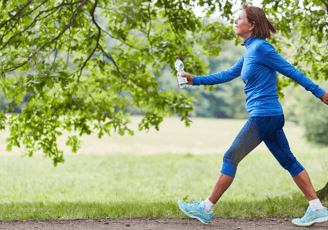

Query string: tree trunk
316 182 328 201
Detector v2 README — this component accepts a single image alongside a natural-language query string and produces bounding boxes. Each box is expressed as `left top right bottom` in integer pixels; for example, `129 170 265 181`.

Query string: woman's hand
320 91 328 105
179 73 194 85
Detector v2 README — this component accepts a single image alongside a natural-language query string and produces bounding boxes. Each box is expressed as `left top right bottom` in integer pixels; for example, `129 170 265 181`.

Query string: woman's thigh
223 115 284 166
223 117 261 166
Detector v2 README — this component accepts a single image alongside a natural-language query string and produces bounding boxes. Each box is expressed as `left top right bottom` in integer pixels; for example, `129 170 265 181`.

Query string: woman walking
178 3 328 227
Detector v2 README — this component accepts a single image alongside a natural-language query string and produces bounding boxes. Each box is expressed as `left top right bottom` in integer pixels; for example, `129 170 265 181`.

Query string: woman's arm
256 42 326 99
190 58 244 86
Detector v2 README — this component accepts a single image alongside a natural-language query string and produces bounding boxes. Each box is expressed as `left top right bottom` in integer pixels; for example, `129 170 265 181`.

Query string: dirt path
1 216 327 230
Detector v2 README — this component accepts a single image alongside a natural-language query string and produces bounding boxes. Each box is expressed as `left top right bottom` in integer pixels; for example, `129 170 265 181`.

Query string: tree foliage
0 0 327 167
0 0 238 165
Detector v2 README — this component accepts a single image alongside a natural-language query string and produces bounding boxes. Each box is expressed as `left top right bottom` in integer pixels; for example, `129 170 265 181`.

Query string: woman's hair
242 2 276 39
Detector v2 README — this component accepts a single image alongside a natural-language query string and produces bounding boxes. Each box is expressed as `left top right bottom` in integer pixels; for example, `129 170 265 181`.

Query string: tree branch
0 9 45 50
97 5 153 61
101 29 143 51
147 1 153 47
0 0 32 29
98 45 151 93
20 0 48 18
35 0 89 51
0 0 48 41
0 0 83 46
99 45 124 79
51 40 59 69
5 0 89 72
77 0 100 81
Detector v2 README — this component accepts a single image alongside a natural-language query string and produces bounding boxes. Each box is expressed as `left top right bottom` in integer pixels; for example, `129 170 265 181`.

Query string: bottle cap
175 56 180 60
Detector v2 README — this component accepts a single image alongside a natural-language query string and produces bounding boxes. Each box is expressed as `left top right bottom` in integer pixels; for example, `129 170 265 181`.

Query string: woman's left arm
256 42 326 100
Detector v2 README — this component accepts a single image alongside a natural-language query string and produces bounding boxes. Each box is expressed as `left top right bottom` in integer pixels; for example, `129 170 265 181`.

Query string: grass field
0 116 327 220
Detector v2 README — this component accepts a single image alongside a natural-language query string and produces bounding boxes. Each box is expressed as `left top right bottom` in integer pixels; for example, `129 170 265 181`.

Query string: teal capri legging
221 114 304 178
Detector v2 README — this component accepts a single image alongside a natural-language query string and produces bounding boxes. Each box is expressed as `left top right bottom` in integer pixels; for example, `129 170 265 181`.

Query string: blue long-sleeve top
193 35 326 117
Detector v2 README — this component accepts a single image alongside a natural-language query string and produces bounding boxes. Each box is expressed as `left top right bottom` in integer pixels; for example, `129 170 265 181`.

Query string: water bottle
175 56 188 88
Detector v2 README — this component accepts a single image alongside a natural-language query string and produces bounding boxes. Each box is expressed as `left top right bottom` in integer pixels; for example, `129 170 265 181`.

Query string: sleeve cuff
315 88 326 98
192 76 201 85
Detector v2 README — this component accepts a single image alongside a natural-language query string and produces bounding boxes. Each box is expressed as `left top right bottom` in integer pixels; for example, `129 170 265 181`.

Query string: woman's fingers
180 73 190 78
180 73 194 84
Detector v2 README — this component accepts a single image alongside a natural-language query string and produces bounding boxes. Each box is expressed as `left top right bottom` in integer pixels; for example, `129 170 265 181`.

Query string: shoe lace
188 196 205 211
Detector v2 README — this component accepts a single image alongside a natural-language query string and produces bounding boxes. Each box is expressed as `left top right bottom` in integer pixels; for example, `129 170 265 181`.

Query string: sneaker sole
178 201 209 225
292 216 328 227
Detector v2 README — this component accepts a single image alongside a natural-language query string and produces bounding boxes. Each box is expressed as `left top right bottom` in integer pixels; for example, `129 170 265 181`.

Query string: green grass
0 116 327 220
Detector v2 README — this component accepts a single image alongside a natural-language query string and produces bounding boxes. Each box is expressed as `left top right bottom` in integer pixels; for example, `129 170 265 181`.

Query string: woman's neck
240 32 253 41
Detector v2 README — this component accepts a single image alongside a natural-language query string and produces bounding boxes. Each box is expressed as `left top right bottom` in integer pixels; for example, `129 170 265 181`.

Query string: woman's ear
250 21 255 31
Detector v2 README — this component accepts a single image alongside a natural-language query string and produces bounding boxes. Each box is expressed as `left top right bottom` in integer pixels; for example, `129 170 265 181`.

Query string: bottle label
178 75 188 84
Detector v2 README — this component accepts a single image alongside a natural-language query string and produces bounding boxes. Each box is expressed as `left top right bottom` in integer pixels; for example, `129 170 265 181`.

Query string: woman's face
234 10 254 37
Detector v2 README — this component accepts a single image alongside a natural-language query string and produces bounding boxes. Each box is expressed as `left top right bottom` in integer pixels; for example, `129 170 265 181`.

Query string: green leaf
141 103 147 111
